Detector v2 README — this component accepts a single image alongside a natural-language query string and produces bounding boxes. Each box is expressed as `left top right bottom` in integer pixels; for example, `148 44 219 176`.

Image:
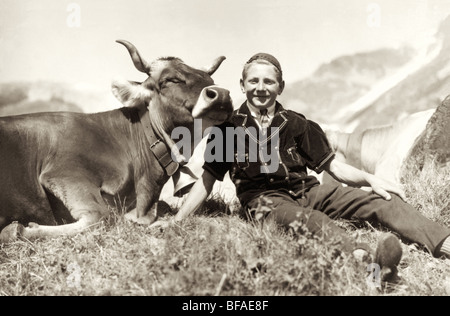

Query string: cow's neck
336 133 349 156
328 131 349 158
147 98 187 164
328 131 362 169
93 108 156 165
346 132 363 170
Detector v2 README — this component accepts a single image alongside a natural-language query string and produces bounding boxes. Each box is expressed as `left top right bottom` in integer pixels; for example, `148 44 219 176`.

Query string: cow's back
0 112 88 172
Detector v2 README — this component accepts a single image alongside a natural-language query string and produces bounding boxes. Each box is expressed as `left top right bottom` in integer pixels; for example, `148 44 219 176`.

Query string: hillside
346 16 450 131
282 15 450 132
0 81 122 116
280 47 415 126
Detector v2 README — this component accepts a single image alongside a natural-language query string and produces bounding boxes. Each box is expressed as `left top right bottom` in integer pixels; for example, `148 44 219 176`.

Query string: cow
324 108 437 185
0 40 233 243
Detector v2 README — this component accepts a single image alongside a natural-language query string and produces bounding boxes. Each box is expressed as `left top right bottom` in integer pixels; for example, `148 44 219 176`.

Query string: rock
404 95 450 173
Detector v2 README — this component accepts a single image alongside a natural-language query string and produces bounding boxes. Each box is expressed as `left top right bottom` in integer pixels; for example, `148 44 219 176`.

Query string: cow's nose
205 88 218 102
192 86 233 119
205 87 231 107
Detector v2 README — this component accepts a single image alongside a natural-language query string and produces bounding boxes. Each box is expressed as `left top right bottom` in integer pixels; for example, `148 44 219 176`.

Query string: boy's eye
264 79 276 85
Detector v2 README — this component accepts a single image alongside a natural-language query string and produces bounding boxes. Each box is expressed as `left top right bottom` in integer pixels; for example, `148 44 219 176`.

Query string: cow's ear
111 77 152 108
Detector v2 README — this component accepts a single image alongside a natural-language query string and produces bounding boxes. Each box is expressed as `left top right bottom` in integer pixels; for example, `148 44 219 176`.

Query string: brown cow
0 40 233 242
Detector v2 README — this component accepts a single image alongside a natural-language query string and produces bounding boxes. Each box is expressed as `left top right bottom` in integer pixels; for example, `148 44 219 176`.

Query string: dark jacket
203 102 334 206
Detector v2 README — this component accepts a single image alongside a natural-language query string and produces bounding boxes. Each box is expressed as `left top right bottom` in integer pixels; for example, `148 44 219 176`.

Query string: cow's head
112 39 233 162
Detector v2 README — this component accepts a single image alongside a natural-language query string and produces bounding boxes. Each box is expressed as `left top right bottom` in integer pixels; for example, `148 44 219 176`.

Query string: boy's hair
242 53 283 83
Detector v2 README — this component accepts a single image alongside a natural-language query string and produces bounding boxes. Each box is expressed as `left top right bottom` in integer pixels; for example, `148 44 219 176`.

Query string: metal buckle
150 139 161 149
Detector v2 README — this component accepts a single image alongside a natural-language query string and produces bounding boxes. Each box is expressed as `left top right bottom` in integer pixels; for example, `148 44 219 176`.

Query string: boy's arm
324 157 406 201
174 170 217 222
150 170 217 229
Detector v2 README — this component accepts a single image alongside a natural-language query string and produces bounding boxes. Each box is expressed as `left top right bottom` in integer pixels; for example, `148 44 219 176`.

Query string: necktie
260 109 270 130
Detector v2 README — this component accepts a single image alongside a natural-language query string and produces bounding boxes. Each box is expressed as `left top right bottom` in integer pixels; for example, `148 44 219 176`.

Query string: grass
1 160 450 296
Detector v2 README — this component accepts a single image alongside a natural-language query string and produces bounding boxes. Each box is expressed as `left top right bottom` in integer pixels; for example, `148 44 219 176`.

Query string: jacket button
269 178 274 183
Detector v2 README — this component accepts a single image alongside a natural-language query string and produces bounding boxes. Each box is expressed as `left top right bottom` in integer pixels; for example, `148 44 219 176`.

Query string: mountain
281 15 450 132
0 81 122 116
279 47 415 126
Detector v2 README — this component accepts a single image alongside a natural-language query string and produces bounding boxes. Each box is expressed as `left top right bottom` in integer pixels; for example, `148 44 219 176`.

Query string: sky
1 0 450 106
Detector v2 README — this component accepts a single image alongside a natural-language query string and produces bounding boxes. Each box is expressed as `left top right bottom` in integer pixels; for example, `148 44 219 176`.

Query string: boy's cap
246 53 282 74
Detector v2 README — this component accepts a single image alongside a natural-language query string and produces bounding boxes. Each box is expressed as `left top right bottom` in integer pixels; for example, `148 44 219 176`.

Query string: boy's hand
368 175 407 202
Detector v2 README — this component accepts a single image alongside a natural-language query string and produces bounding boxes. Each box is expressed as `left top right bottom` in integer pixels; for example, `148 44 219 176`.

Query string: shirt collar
246 101 276 119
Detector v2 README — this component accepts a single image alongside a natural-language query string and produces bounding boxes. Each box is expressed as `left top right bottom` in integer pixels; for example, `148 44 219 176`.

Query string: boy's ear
278 80 285 95
240 79 245 93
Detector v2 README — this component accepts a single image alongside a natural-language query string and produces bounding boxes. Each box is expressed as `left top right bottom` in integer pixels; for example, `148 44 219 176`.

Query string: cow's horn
202 56 226 75
116 39 151 74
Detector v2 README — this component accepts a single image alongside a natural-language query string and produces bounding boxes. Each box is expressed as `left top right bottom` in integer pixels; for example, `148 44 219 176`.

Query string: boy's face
240 62 285 109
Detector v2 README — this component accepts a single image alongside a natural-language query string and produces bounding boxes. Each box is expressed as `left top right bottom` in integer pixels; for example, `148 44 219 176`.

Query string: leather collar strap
140 110 180 177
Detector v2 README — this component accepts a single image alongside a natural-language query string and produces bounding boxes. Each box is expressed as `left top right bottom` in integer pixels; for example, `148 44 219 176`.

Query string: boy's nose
256 81 265 91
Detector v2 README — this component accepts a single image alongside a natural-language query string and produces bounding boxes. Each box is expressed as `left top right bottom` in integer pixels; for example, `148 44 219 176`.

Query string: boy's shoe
353 232 402 283
375 232 403 282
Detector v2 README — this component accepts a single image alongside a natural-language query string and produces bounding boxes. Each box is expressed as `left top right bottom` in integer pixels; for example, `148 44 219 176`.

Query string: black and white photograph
1 0 450 298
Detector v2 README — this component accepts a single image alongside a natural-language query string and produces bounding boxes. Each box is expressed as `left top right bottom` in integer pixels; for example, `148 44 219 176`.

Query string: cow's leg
0 216 103 242
21 216 102 240
0 180 67 243
0 204 60 243
124 177 163 225
124 207 157 225
124 201 174 225
12 175 111 241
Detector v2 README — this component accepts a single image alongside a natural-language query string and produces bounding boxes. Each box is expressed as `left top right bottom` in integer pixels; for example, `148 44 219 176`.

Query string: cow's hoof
125 202 173 225
125 209 157 225
0 221 25 243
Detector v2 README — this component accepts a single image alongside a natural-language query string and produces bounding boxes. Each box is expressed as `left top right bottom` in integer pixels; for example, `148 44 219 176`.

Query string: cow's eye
167 78 185 85
170 78 183 83
160 78 185 89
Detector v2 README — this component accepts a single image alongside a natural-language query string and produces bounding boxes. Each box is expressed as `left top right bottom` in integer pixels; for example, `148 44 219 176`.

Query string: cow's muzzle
192 86 233 123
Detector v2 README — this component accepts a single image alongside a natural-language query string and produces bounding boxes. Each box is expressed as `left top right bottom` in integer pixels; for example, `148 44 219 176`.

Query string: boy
155 53 450 275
